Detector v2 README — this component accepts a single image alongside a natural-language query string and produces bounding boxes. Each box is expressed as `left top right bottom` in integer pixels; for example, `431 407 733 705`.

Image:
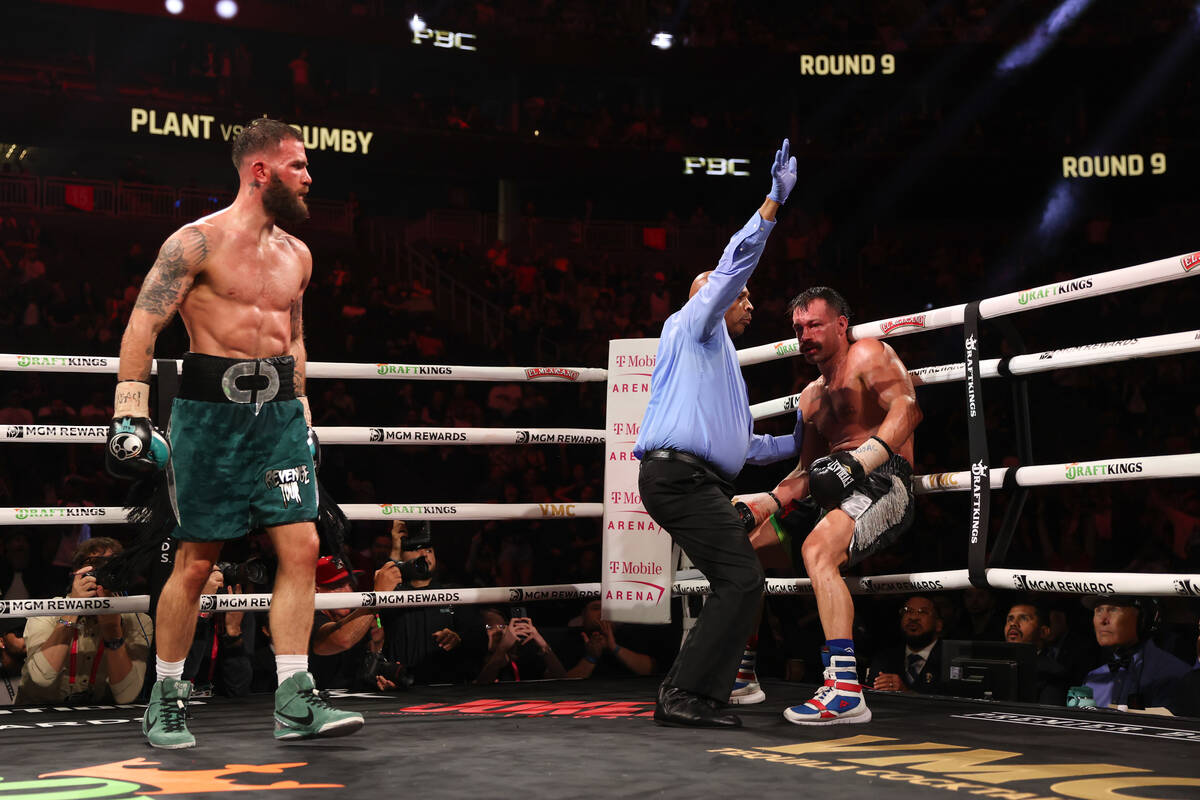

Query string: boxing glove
808 452 865 511
106 417 170 478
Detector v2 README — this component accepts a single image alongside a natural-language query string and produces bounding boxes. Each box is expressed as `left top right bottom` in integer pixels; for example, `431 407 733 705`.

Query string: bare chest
200 239 304 310
810 376 873 442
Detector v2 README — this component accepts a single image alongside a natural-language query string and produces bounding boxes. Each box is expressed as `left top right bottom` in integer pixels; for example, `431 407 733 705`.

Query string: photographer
19 538 152 704
310 555 401 690
181 565 252 697
379 521 470 685
474 607 566 684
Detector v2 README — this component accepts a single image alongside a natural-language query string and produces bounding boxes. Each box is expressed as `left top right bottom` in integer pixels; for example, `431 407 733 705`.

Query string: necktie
906 652 923 685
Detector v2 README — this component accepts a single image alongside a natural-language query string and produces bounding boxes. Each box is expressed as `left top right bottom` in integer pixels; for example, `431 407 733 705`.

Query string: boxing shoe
783 655 871 725
654 685 742 728
729 646 765 705
144 678 195 749
274 671 364 740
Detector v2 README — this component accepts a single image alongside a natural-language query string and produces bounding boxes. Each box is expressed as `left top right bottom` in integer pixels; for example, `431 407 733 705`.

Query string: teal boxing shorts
166 352 317 542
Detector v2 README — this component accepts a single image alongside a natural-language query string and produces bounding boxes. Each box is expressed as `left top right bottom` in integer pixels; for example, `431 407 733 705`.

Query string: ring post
962 302 991 587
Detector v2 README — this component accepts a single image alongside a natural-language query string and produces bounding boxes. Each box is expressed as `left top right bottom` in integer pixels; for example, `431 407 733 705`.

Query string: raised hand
768 138 798 204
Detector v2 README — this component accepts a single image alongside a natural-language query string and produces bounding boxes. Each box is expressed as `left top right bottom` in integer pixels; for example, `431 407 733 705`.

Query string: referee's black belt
641 449 733 483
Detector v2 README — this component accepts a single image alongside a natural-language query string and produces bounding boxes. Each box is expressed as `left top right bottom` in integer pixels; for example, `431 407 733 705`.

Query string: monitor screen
940 640 1038 703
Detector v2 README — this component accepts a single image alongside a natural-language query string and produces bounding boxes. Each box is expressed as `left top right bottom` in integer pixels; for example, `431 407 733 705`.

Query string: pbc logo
509 588 525 602
1180 252 1200 272
198 595 217 613
6 426 23 439
360 592 378 608
369 428 384 442
515 430 531 445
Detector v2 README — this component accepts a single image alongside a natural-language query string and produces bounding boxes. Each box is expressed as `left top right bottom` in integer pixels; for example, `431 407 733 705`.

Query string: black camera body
394 554 431 585
215 557 271 588
362 652 414 689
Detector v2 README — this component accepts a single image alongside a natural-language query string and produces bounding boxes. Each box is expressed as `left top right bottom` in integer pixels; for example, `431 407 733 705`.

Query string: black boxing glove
307 425 321 471
807 452 865 511
106 417 170 479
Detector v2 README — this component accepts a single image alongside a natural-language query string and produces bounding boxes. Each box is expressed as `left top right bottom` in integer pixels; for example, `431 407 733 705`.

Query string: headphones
1130 597 1161 642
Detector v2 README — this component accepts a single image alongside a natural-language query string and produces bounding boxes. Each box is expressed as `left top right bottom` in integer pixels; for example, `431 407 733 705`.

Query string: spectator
0 618 25 705
474 607 566 684
181 566 252 697
867 595 948 695
310 555 401 691
1003 599 1069 705
1168 617 1200 717
380 522 469 684
1084 595 1190 711
563 599 658 678
946 587 1004 641
18 538 153 704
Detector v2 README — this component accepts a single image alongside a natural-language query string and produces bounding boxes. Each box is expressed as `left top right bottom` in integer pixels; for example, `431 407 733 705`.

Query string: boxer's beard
262 174 309 225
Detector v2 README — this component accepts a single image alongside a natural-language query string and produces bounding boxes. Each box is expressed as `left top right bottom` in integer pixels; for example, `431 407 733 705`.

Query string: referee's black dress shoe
654 685 742 728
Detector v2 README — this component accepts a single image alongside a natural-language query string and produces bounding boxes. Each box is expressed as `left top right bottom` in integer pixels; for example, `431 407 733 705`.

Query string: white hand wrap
113 381 150 419
850 435 893 474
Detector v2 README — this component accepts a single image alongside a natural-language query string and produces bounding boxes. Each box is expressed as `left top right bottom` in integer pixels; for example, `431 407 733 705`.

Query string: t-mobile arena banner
601 339 671 624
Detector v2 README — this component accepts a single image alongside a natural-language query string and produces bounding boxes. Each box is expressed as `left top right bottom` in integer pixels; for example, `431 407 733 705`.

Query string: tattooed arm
287 236 314 425
117 226 208 382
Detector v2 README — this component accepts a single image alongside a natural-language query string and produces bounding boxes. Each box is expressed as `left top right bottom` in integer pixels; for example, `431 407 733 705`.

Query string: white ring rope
0 355 607 383
750 328 1200 421
7 567 1200 619
738 249 1199 364
0 425 606 446
915 453 1200 495
2 453 1195 526
0 502 605 526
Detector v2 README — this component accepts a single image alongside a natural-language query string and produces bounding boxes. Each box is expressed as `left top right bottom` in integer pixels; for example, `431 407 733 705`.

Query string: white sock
156 657 185 682
276 654 308 686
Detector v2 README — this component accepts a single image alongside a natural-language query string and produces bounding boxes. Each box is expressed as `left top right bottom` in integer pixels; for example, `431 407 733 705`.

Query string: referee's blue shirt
634 211 796 479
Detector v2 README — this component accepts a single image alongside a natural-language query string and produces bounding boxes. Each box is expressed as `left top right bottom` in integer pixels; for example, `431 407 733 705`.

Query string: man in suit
868 594 947 694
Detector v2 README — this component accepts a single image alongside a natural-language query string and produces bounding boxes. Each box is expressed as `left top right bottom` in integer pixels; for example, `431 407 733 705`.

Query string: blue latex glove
768 138 798 203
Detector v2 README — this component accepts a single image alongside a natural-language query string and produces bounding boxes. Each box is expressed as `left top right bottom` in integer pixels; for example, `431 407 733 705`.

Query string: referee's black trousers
638 457 764 702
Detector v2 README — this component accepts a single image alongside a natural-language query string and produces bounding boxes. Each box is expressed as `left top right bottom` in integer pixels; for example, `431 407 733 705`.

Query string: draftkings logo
264 465 311 507
709 733 1200 798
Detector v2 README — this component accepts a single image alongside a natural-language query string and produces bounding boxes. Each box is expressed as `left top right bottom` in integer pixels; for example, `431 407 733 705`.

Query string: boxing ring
0 250 1198 799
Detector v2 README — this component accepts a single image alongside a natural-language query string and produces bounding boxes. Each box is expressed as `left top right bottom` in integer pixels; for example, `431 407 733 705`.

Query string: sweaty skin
115 136 317 666
117 137 313 395
746 296 921 641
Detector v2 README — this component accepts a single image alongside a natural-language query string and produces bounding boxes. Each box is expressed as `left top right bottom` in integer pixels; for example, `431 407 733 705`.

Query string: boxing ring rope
0 503 606 526
0 355 607 383
736 248 1200 367
749 328 1200 420
7 567 1200 619
0 425 607 446
0 249 1196 621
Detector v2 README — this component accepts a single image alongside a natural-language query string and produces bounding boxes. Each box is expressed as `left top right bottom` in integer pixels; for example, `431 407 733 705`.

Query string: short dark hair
788 286 851 319
71 537 123 572
231 117 302 169
1010 598 1051 628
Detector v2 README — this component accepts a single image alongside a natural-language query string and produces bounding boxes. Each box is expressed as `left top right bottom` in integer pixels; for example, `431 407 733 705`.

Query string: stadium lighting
164 0 184 13
215 0 238 19
409 14 428 33
651 32 673 50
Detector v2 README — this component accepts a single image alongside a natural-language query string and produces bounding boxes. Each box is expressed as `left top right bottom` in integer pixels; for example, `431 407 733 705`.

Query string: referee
635 138 799 728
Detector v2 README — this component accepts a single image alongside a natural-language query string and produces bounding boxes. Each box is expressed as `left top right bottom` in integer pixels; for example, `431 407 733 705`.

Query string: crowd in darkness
0 0 1198 702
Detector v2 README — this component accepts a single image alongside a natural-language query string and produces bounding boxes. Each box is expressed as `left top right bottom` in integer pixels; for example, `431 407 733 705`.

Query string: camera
215 557 271 588
393 554 431 585
361 652 413 689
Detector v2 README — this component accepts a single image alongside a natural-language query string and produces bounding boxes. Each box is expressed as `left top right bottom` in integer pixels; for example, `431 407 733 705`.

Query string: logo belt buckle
221 361 280 414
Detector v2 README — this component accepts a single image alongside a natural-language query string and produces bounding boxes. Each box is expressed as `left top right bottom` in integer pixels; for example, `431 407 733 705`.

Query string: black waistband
641 448 733 483
178 352 296 404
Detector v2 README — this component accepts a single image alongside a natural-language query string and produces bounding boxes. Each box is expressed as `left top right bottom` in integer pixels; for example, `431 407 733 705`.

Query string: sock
737 635 759 683
276 654 308 686
826 639 854 656
156 657 185 682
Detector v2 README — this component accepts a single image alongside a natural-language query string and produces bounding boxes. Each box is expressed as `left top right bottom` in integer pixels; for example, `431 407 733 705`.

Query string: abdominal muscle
179 283 292 359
